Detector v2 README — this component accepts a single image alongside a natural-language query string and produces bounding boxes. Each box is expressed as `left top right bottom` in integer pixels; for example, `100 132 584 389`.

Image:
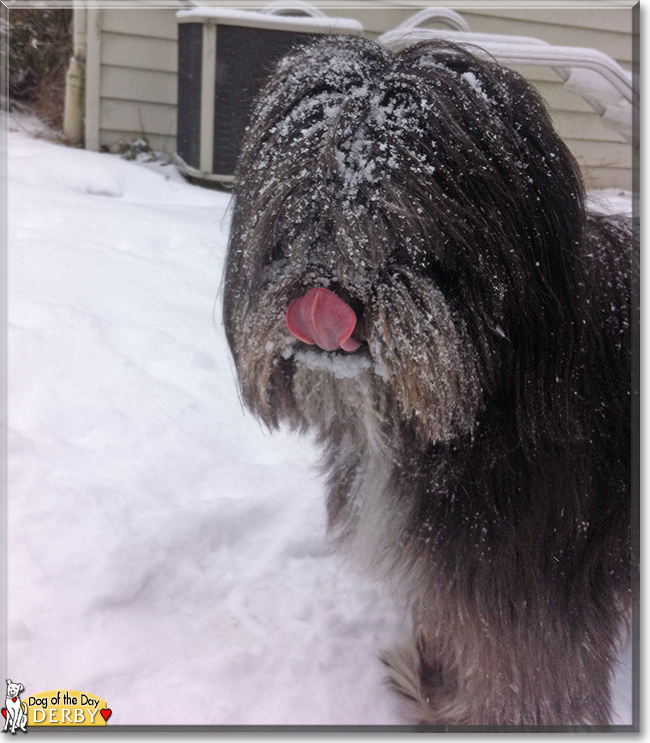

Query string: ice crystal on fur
223 36 632 727
295 347 369 377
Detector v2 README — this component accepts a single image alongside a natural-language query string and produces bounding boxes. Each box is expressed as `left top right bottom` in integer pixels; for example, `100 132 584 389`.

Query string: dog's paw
381 636 469 726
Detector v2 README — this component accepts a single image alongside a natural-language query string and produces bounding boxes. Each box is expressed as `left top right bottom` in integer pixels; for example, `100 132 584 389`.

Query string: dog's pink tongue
286 287 360 352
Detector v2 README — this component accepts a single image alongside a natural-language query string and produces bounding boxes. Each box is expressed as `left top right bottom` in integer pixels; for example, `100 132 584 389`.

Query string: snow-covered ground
6 114 633 726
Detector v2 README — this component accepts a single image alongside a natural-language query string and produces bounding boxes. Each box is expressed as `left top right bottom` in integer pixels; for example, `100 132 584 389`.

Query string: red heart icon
100 709 111 722
1 709 6 719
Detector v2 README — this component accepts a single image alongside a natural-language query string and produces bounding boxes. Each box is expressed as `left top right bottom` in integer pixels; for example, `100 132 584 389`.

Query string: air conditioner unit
175 5 363 187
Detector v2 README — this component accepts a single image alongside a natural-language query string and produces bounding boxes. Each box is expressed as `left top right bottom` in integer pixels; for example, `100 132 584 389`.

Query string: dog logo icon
2 680 27 734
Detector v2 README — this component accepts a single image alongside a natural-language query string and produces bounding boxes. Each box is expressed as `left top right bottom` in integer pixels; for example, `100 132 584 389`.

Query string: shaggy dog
223 36 632 726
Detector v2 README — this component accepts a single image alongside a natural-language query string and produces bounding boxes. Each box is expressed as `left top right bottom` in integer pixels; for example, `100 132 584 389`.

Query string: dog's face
6 681 23 698
223 37 586 446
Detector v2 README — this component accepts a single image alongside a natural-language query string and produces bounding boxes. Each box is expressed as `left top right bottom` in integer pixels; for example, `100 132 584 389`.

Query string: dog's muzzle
286 287 361 352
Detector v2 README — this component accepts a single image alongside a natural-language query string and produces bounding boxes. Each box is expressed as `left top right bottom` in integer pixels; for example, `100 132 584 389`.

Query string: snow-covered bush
8 8 72 129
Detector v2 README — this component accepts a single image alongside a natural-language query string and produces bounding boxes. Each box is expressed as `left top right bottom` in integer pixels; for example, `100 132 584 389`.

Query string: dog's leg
383 602 622 726
382 634 468 725
19 705 27 732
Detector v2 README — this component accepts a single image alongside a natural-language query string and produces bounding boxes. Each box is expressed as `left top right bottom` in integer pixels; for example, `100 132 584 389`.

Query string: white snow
460 71 492 104
177 7 363 33
6 114 632 726
6 115 405 726
293 347 374 379
586 188 634 216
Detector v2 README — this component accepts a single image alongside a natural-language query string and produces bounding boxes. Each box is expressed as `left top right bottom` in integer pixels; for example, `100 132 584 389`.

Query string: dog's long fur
223 36 632 726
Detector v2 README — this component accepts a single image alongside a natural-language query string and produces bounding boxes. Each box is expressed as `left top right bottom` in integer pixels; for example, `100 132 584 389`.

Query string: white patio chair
377 9 634 144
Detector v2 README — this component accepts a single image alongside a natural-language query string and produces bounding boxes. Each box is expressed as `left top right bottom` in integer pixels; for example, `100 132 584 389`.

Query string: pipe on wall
63 3 87 145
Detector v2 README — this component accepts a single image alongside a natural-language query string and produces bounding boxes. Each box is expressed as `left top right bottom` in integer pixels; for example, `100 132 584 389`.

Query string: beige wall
84 4 634 190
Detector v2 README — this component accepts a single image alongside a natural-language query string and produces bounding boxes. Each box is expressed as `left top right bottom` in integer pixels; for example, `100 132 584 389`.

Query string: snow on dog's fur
223 36 632 726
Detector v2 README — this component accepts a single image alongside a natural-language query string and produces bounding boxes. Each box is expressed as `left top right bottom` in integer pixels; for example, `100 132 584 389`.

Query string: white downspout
63 2 87 145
